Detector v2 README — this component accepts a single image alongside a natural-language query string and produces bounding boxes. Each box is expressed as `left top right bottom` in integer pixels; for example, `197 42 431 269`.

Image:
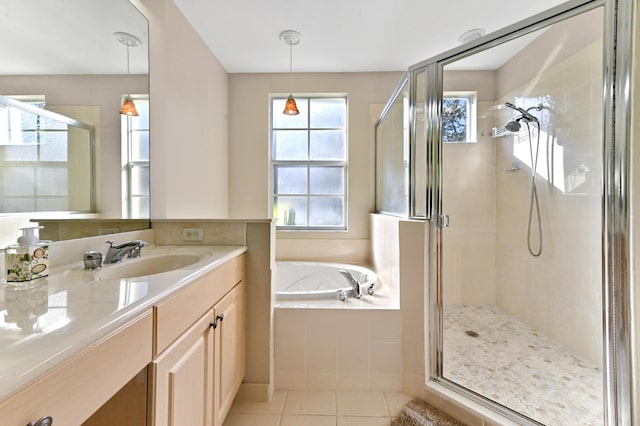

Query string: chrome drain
465 330 479 338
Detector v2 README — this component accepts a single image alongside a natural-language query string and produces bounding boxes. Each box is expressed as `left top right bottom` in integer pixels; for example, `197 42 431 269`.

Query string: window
442 91 477 143
121 95 149 218
271 96 347 230
0 96 82 212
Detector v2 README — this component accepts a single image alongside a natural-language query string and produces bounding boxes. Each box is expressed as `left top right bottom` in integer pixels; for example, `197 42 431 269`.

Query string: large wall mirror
0 0 150 243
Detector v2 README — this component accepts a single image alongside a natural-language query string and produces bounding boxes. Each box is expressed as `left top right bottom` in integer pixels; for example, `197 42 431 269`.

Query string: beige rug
391 398 467 426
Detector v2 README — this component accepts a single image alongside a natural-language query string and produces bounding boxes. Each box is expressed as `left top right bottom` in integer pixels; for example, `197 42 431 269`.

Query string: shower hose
525 120 543 257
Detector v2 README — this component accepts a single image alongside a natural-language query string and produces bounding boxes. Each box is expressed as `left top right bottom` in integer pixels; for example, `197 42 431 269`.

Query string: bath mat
391 398 467 426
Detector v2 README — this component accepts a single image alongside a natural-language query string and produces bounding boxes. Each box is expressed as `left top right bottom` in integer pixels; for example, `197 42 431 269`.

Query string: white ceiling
0 0 148 75
172 0 568 73
0 0 568 76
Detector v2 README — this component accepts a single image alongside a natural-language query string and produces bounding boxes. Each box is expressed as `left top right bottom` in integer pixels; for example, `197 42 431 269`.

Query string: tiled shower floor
443 305 603 425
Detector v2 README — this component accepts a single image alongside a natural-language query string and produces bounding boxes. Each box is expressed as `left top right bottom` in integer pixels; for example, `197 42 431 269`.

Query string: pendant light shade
114 32 142 117
283 94 300 115
119 96 140 116
280 30 301 116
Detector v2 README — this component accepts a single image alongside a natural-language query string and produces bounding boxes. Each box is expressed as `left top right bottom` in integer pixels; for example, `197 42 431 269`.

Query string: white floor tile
384 392 413 417
337 416 391 426
284 390 337 415
222 412 281 426
230 390 286 415
281 414 337 426
336 391 389 417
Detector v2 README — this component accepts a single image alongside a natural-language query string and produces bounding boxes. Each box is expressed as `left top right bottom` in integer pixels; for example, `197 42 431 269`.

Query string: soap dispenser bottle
5 226 49 284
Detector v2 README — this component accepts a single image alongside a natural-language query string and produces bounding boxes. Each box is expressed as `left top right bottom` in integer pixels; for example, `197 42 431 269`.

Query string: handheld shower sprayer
500 101 544 257
504 101 540 123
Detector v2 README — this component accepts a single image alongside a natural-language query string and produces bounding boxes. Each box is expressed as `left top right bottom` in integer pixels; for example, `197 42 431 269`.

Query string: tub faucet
104 240 147 264
339 270 363 298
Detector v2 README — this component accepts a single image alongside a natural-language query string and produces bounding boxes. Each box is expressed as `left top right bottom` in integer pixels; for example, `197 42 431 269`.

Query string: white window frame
442 91 478 143
269 94 348 231
121 94 149 219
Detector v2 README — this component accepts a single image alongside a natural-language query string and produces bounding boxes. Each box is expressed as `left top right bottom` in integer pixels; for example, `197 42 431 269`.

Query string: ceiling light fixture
458 28 486 44
114 31 142 117
280 30 302 116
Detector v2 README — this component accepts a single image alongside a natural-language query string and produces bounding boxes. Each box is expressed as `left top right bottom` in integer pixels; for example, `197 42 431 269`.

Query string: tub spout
339 270 363 298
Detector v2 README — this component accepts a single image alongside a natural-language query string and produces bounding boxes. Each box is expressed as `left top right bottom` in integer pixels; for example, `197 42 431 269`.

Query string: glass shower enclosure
374 0 634 424
0 95 95 213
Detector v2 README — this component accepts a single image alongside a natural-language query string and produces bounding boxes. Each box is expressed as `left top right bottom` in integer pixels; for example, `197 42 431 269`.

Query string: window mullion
271 95 347 230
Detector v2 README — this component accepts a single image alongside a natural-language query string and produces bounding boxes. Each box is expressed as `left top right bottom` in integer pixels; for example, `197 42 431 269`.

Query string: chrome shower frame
375 0 635 423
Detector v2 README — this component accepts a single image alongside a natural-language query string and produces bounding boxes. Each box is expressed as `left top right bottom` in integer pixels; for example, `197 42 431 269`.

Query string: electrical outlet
182 227 204 241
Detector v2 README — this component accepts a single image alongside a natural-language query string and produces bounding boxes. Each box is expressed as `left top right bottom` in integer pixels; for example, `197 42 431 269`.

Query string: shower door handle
438 214 450 229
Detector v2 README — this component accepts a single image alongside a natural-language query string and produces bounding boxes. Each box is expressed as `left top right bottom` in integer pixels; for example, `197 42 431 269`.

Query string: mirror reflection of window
121 95 149 219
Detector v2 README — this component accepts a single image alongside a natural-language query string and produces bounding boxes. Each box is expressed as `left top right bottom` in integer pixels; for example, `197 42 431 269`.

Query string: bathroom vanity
0 245 246 426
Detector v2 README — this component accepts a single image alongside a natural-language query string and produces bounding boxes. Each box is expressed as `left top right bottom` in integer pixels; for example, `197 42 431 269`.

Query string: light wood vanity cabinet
151 309 215 426
0 311 153 426
213 281 246 426
0 253 246 426
150 254 246 426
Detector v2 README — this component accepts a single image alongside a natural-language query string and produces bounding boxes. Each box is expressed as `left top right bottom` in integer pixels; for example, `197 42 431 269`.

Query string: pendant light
279 30 301 116
114 31 142 117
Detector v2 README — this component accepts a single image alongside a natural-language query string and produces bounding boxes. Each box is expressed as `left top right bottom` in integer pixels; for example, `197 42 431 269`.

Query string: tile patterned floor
223 390 412 426
443 304 603 425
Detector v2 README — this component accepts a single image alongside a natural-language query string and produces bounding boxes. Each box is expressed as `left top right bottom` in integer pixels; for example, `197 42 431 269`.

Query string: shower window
0 96 93 212
442 91 477 143
270 95 347 230
121 95 149 219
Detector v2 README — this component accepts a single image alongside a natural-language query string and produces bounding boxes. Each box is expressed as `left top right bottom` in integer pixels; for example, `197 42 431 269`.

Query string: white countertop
0 244 247 401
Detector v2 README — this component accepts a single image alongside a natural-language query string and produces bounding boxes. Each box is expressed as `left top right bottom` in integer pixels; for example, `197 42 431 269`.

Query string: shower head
504 101 539 123
504 119 521 132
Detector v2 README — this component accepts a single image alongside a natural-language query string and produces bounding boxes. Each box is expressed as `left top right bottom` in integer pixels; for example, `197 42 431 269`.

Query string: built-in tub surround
275 308 402 392
274 256 400 391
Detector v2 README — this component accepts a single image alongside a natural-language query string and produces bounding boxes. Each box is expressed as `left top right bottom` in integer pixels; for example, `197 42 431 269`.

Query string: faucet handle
105 240 115 248
84 251 103 270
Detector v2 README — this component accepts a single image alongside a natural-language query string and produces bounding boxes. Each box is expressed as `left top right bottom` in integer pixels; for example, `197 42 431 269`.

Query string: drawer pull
27 416 53 426
210 313 225 329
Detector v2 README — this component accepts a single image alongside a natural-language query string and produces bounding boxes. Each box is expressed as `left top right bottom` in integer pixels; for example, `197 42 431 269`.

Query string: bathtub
275 261 378 301
274 261 398 310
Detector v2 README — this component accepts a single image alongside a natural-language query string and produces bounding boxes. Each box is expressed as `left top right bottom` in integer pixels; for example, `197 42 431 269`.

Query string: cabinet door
213 282 246 426
152 309 214 426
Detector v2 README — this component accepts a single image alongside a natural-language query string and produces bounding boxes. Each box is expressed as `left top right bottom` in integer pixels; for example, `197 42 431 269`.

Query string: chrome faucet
104 240 147 264
339 269 363 299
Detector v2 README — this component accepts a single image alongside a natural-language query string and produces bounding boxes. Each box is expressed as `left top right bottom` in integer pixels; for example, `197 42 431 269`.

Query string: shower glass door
439 7 604 425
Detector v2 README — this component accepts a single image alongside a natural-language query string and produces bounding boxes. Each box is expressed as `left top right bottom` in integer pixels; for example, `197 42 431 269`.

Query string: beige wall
438 11 603 364
441 71 498 306
132 0 230 219
228 72 403 262
494 42 603 364
496 7 603 98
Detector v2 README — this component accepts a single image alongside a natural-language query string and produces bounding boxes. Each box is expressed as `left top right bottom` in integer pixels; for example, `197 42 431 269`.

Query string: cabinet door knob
210 321 218 329
27 416 53 426
216 313 225 322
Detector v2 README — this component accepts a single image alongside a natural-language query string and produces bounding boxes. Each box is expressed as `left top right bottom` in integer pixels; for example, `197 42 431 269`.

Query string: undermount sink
97 254 201 280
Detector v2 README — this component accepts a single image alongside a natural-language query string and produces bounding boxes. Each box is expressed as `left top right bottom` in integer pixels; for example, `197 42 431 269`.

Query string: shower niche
375 2 615 425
